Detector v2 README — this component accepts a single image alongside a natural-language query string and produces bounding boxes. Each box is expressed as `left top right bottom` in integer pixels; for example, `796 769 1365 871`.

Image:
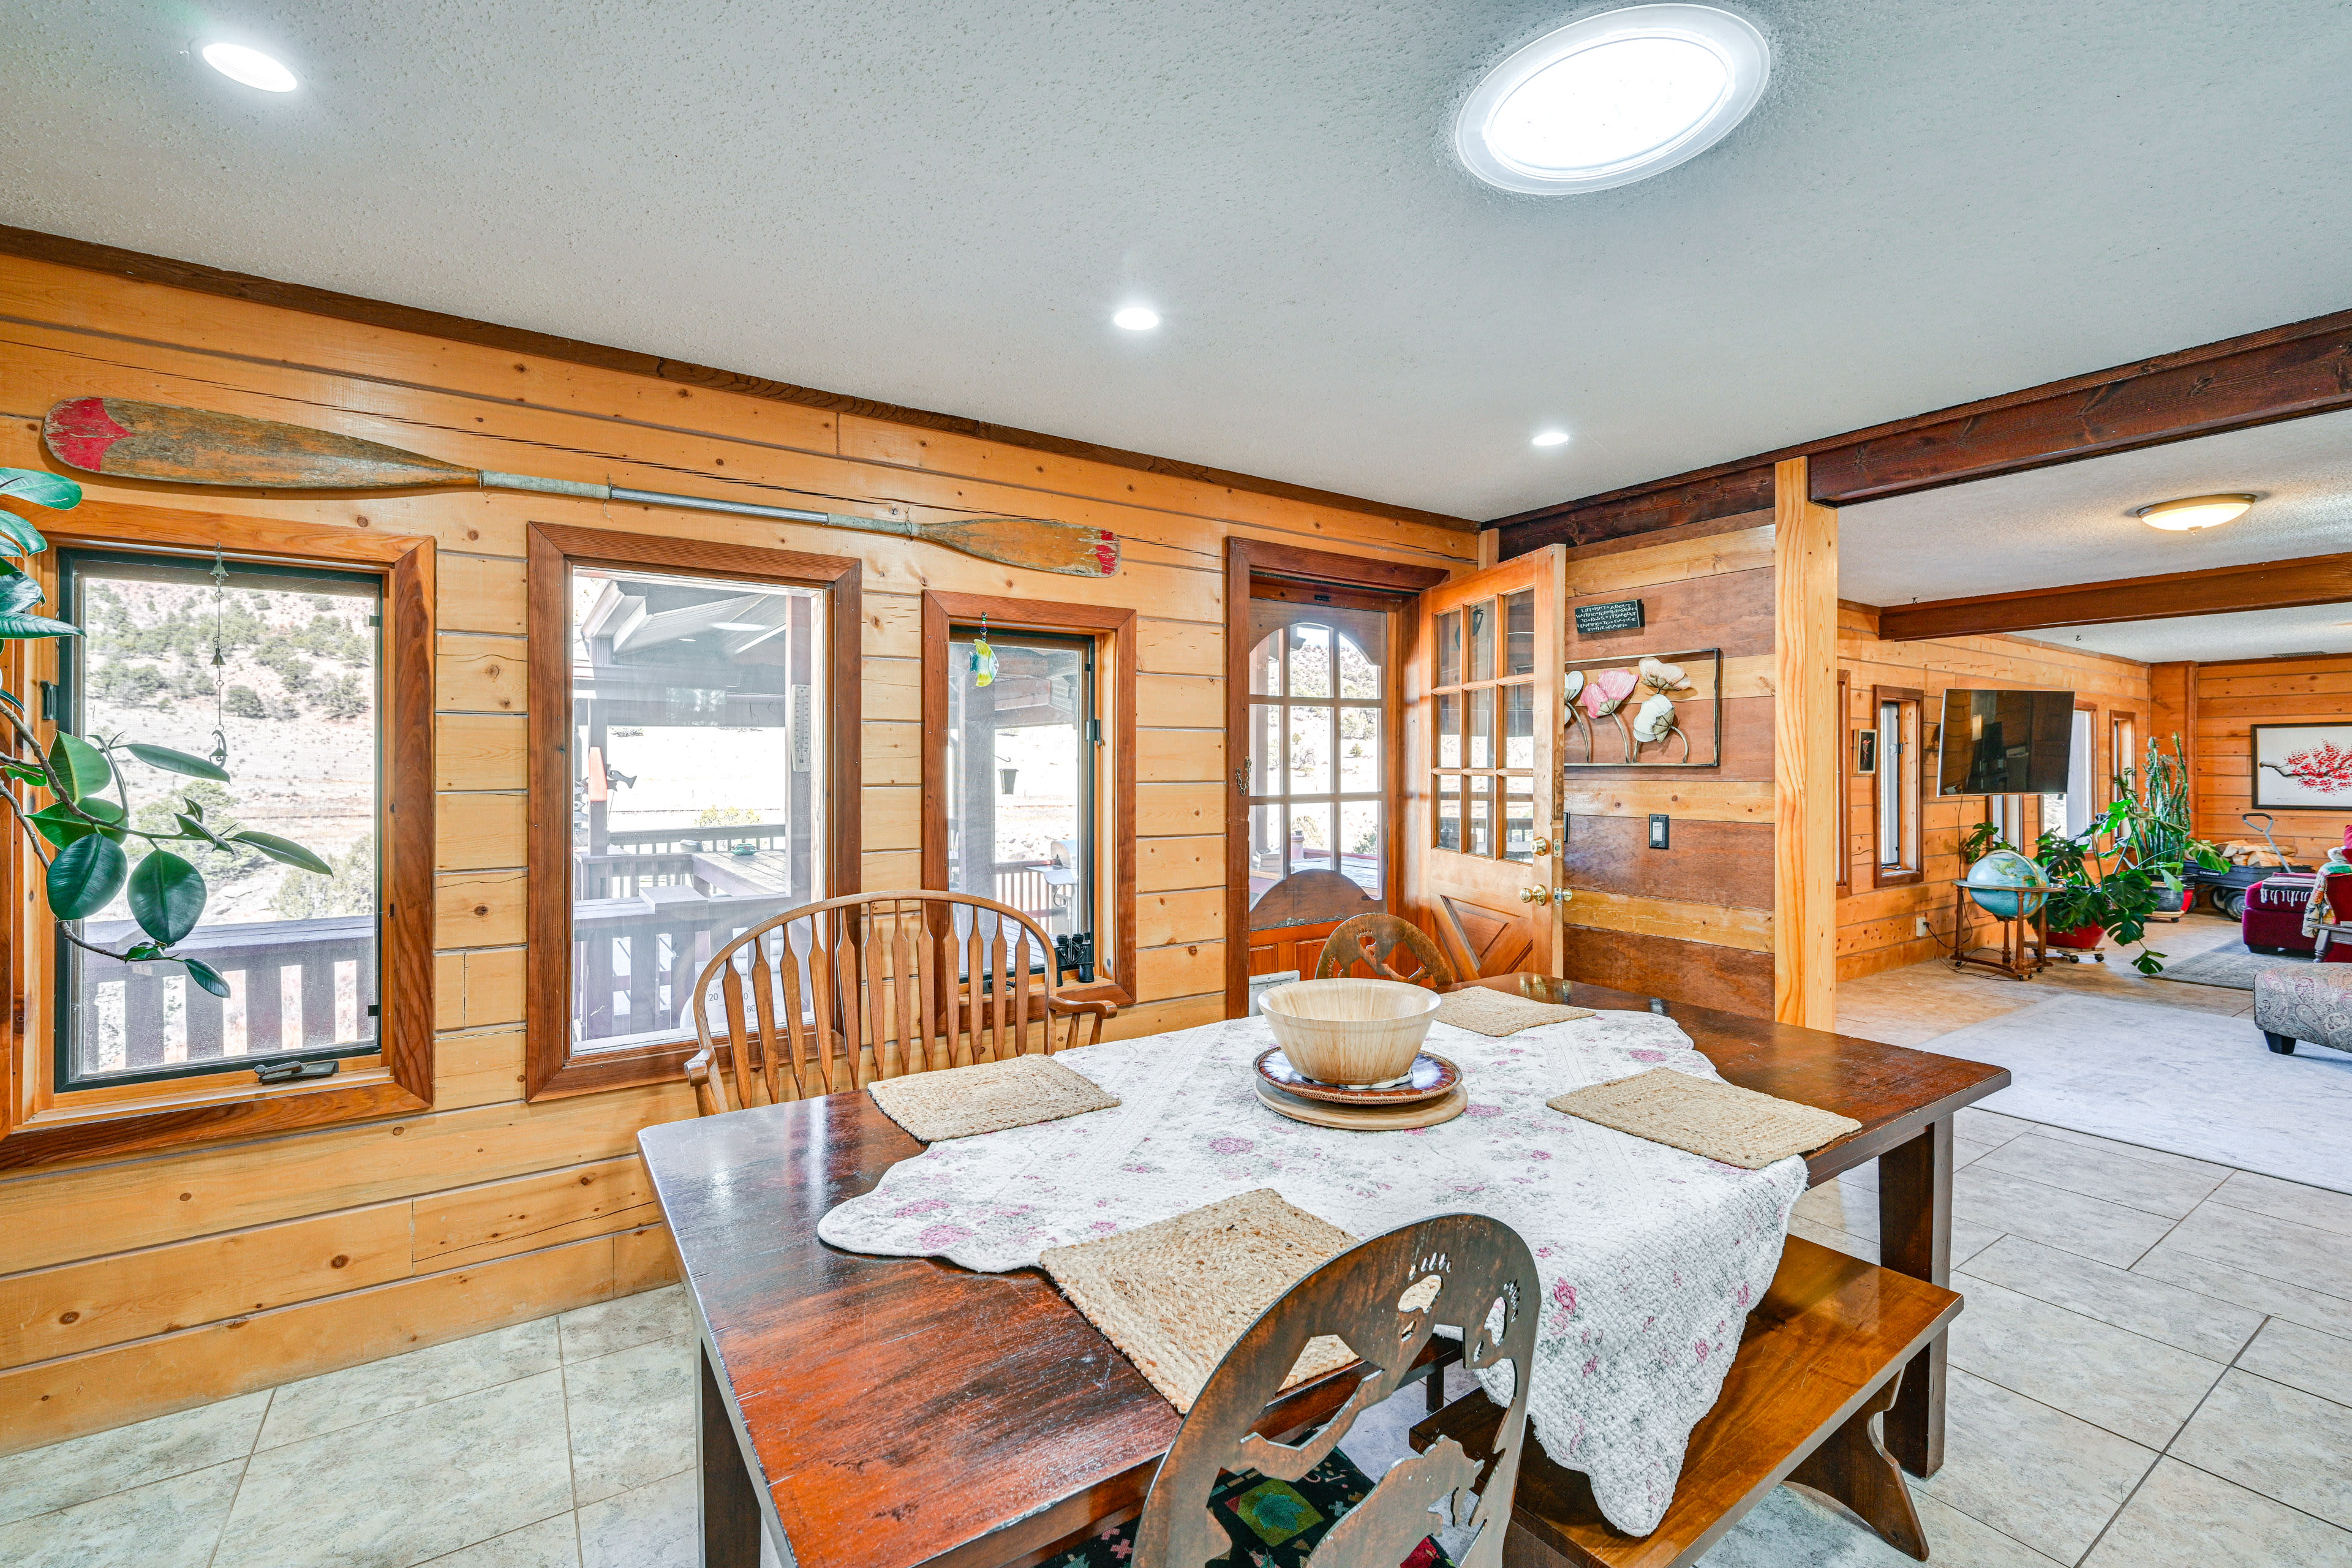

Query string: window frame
0 502 435 1172
1836 669 1852 897
1870 685 1925 888
524 524 861 1101
921 591 1136 1009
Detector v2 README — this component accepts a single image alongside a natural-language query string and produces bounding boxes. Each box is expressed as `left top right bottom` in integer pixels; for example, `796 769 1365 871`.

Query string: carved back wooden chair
684 889 1117 1115
1314 913 1457 989
1129 1213 1538 1568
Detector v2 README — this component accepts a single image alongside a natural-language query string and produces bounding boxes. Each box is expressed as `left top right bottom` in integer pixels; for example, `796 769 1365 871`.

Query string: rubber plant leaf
231 829 332 875
47 832 127 919
0 567 43 614
25 802 96 848
127 850 208 946
48 733 111 799
182 957 232 998
176 813 234 853
0 613 82 640
127 743 233 782
0 468 77 513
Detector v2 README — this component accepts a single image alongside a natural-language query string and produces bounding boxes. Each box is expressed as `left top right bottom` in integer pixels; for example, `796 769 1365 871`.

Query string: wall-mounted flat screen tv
1936 688 2075 796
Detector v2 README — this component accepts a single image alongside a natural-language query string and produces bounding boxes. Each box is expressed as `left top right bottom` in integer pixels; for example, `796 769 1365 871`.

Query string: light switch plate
1648 813 1670 850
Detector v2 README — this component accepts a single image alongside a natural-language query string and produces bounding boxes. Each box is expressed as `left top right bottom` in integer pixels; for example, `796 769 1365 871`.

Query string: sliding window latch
1086 718 1101 744
37 681 56 723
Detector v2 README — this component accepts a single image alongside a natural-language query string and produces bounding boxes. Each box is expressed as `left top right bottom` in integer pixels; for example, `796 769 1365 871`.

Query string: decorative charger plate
1253 1047 1460 1107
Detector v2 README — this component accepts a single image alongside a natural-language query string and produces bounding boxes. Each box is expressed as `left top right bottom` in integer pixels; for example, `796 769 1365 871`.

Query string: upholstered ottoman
2255 965 2352 1055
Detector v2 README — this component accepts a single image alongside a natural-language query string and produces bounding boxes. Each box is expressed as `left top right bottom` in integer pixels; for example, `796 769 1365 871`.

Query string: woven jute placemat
1039 1189 1360 1412
867 1053 1120 1142
1433 987 1596 1037
1547 1067 1861 1169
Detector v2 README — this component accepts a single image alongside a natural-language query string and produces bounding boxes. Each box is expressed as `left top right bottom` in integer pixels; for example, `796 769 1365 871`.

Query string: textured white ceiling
3 2 2351 519
1840 407 2352 607
2016 605 2352 666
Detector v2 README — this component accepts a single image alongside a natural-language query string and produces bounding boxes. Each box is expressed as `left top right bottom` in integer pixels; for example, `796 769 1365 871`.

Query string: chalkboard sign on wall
1574 599 1645 634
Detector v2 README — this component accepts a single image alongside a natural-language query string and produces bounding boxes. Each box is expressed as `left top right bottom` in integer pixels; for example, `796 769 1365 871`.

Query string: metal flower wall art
1564 647 1723 768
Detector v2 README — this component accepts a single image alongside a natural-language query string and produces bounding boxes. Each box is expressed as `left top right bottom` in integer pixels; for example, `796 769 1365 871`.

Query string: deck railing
75 914 377 1073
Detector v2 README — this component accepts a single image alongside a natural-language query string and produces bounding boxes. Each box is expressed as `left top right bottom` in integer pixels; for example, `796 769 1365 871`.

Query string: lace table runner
818 1009 1805 1536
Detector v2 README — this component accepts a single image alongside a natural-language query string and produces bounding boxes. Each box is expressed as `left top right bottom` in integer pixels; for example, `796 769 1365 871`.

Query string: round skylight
202 43 299 92
1456 6 1769 194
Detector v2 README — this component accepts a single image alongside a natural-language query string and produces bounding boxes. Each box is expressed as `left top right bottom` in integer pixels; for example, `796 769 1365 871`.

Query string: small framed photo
2252 722 2352 808
1856 729 1879 774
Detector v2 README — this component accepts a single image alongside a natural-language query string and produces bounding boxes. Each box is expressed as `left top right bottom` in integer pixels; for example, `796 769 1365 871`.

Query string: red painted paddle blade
43 399 482 491
913 516 1121 578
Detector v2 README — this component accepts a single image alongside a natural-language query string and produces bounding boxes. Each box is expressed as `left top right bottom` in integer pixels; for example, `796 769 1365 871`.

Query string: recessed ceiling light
1532 430 1571 447
1112 307 1161 331
201 42 299 92
1457 5 1769 195
2134 494 2255 531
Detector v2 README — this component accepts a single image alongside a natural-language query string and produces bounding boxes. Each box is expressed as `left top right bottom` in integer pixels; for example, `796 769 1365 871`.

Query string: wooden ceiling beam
1496 304 2352 553
1873 551 2352 642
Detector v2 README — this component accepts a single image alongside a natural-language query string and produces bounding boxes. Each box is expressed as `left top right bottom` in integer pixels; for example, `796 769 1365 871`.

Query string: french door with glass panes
1412 548 1566 978
1242 586 1404 984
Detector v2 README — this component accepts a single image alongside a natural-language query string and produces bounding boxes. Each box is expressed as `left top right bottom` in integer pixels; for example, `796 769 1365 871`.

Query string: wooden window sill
0 1057 427 1172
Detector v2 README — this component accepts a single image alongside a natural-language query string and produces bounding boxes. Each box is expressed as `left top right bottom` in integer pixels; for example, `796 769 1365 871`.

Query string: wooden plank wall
1556 514 1777 1016
2190 653 2352 864
1836 611 2151 981
0 252 1476 1452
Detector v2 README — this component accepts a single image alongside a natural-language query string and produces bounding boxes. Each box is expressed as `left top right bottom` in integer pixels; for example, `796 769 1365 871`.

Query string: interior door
1409 547 1566 978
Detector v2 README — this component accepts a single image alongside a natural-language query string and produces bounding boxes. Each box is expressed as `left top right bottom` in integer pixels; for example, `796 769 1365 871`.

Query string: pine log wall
2186 653 2352 864
0 251 1476 1452
1836 606 2152 980
1556 514 1777 1016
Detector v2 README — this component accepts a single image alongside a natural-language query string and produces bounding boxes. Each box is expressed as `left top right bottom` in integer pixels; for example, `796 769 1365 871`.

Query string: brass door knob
1554 887 1575 906
1531 836 1553 856
1519 886 1552 905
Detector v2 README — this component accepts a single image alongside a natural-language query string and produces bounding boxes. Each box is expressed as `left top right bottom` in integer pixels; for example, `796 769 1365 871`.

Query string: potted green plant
0 467 328 997
2111 737 2223 916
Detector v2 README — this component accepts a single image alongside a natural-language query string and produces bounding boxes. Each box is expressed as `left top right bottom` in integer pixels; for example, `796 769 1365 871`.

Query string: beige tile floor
1799 913 2352 1566
6 915 2348 1568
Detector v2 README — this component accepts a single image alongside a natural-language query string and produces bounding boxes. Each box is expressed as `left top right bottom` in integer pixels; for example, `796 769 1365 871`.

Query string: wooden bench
1408 1235 1962 1568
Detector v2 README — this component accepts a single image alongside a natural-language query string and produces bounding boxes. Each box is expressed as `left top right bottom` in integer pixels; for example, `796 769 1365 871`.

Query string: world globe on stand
1962 849 2050 920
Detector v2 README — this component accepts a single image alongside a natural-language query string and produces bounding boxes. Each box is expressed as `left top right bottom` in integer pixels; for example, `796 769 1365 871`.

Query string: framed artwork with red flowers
2252 723 2352 808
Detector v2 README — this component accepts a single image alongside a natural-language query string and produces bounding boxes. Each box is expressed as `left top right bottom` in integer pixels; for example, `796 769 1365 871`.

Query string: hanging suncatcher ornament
970 614 998 688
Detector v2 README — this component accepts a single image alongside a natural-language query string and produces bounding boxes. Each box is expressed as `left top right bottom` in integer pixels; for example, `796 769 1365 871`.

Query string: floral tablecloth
817 1009 1805 1536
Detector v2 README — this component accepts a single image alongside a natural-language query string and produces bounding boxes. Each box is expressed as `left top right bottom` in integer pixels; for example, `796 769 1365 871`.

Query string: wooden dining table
638 975 2009 1568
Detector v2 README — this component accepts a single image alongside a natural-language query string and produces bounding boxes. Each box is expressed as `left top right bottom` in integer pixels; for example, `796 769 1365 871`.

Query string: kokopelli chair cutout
1131 1213 1538 1568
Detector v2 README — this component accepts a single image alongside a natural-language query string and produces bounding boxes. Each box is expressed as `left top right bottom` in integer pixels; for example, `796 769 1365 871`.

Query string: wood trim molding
1224 541 1447 1017
524 523 861 1101
1875 551 2352 642
1497 304 2352 551
1835 669 1851 899
918 591 1137 1009
0 224 1475 537
1772 459 1838 1030
0 500 435 1171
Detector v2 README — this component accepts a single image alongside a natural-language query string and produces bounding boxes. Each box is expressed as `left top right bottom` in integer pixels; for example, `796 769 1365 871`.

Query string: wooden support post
1773 457 1838 1029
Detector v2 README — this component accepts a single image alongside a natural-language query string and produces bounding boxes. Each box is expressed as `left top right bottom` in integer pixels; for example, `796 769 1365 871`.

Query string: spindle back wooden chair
1129 1212 1539 1568
684 889 1117 1116
1314 913 1456 989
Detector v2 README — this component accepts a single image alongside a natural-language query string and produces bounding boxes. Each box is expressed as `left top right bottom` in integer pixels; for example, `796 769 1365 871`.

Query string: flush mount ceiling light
201 42 298 92
1112 306 1161 331
2135 494 2255 531
1531 429 1571 447
1457 4 1768 194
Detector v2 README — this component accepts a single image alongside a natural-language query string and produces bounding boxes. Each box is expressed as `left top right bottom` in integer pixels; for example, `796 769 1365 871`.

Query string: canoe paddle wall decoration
42 399 1121 578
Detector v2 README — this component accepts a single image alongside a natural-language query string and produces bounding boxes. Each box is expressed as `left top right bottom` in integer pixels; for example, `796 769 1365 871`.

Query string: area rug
2153 940 2331 992
1913 993 2352 1193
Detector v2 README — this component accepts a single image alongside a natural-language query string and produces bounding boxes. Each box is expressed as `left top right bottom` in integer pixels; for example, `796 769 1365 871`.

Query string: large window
1429 590 1537 862
1872 687 1923 886
528 526 858 1098
1246 601 1392 905
53 551 383 1089
0 505 432 1172
947 630 1095 974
